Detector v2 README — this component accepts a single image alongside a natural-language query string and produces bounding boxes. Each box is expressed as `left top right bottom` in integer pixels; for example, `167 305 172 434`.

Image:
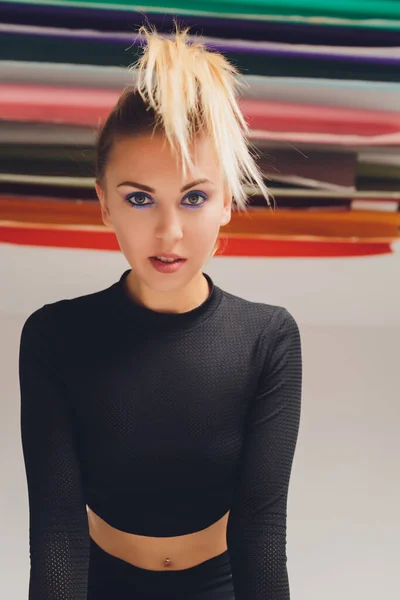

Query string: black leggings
87 536 235 599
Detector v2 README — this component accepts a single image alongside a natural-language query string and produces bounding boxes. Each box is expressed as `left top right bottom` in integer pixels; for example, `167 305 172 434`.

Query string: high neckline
108 269 223 334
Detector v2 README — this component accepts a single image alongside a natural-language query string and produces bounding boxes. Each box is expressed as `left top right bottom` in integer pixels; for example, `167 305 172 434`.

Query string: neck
123 271 210 315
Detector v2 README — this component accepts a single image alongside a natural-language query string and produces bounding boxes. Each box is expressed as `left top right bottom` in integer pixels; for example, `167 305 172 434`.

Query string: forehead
107 134 223 183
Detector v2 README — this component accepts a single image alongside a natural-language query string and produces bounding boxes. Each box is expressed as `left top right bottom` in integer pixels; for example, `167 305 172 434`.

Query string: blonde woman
19 24 302 600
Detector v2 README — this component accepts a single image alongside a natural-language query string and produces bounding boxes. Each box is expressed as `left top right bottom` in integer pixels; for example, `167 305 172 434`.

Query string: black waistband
88 535 231 597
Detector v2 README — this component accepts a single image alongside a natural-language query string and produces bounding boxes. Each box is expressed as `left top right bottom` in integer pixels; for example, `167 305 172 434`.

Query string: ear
95 181 114 230
220 194 232 227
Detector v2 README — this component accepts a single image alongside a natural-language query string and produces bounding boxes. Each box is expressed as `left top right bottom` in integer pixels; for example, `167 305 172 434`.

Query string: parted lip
150 254 186 259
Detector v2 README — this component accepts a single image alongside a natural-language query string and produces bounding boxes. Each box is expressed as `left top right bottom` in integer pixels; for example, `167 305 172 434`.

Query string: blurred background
1 1 399 598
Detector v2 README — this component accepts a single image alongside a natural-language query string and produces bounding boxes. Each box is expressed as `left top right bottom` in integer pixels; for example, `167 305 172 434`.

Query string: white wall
1 242 399 599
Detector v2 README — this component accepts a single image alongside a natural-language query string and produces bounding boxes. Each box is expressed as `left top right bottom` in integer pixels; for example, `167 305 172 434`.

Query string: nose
154 207 184 245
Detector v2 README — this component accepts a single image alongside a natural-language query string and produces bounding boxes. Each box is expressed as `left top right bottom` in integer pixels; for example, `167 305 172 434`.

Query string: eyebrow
117 178 212 193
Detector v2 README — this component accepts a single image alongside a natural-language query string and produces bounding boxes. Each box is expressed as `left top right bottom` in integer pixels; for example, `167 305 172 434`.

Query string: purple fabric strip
1 2 400 47
4 24 400 66
204 42 400 65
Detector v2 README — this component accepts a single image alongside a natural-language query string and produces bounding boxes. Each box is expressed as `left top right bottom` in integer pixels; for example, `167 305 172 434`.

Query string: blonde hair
95 23 271 214
130 24 271 212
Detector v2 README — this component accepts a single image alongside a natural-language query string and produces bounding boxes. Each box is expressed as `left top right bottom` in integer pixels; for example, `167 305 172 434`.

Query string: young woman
19 25 302 600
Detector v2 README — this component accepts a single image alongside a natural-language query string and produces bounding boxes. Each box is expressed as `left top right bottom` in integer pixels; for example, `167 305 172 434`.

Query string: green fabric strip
357 163 400 179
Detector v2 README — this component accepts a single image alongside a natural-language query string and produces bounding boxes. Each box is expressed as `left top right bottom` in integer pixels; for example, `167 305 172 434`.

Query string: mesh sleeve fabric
226 307 302 599
19 306 90 600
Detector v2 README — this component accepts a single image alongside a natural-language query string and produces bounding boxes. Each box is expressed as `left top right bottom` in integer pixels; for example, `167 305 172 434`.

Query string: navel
163 557 172 568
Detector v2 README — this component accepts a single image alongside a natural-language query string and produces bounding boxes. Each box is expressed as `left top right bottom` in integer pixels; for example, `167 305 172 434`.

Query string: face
95 133 232 305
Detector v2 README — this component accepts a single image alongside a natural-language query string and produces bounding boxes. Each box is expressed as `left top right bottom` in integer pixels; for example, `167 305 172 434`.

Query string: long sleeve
226 307 302 599
19 306 90 600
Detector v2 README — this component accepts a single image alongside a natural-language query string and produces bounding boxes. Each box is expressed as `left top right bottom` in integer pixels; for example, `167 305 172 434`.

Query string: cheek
186 212 221 246
110 211 147 254
190 200 224 230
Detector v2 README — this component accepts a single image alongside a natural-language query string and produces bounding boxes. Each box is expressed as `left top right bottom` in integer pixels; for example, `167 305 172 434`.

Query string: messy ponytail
95 23 271 212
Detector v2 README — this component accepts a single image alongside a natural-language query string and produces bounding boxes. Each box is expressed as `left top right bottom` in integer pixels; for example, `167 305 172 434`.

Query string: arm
226 307 302 599
19 306 90 600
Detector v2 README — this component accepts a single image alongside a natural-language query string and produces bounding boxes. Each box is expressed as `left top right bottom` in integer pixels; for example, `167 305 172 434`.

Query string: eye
182 191 208 208
125 192 153 208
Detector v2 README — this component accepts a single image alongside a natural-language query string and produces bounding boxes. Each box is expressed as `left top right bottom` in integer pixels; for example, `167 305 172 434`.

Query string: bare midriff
87 506 230 571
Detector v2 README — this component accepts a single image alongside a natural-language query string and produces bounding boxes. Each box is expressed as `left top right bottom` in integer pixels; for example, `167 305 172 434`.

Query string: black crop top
19 268 302 600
